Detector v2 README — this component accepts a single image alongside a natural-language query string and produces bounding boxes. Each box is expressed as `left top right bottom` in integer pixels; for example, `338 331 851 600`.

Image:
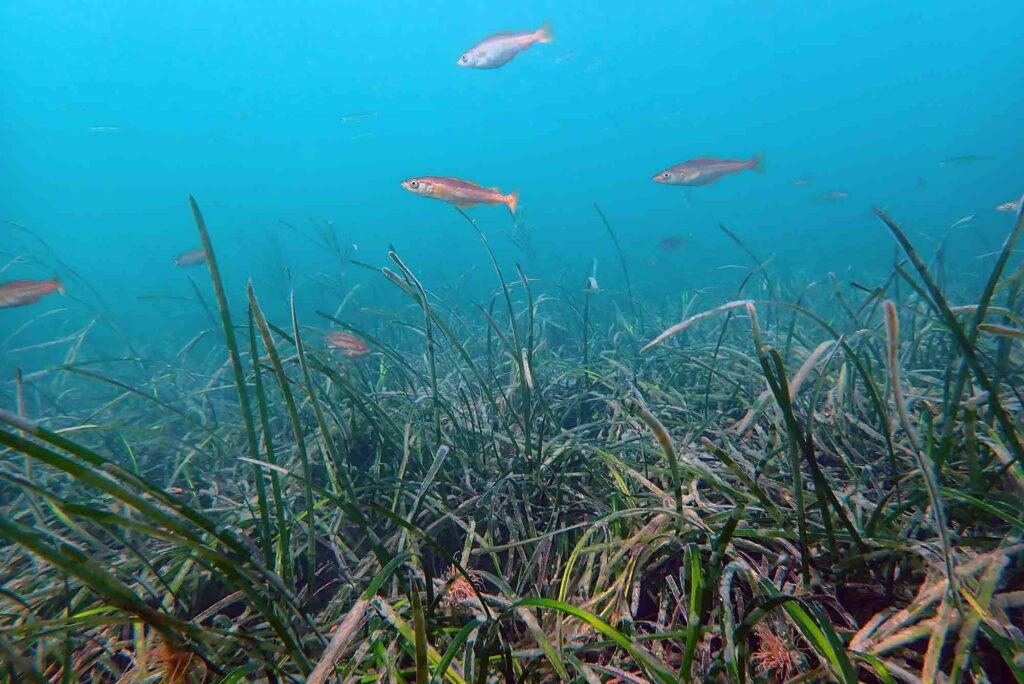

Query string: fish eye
410 180 418 188
662 172 670 179
460 55 468 62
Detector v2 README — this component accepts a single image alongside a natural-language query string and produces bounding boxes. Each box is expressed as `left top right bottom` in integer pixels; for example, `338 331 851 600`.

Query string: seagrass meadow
1 198 1023 683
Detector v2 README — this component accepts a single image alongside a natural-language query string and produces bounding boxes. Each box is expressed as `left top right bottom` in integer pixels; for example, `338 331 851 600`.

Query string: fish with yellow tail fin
401 176 519 216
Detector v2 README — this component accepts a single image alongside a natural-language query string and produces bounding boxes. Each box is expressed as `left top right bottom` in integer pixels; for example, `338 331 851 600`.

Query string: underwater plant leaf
509 597 677 684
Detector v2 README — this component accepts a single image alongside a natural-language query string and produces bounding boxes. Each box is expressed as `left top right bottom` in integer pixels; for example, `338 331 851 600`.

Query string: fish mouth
652 174 669 184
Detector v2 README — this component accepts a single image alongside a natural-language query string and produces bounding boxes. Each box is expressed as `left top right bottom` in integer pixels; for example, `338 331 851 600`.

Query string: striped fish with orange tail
401 176 519 216
0 276 64 309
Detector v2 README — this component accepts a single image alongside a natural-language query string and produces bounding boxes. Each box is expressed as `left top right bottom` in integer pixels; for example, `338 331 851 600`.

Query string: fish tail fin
506 190 520 217
536 20 554 43
750 151 766 174
53 275 64 295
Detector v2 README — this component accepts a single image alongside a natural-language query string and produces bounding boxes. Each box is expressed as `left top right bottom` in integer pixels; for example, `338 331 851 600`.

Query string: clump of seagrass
3 202 1024 683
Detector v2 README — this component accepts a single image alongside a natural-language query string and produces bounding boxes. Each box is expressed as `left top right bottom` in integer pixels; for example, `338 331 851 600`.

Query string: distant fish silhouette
816 190 849 202
658 236 686 252
949 215 975 229
937 155 989 167
340 112 375 124
173 248 206 268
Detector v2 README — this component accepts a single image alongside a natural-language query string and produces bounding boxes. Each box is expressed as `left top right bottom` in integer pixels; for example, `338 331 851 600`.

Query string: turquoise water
2 0 1023 359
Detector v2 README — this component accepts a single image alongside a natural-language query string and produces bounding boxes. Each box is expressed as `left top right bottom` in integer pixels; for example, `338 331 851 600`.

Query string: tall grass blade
188 195 263 489
594 203 639 326
247 281 317 599
874 206 1024 463
883 300 956 594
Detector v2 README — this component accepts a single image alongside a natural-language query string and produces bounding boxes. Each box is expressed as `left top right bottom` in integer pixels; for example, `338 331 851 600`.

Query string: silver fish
173 248 206 268
937 155 988 166
949 215 975 229
654 153 765 187
458 21 553 69
340 112 375 124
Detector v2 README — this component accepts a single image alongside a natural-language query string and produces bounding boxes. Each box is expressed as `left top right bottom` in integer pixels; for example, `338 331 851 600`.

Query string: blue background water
2 0 1023 361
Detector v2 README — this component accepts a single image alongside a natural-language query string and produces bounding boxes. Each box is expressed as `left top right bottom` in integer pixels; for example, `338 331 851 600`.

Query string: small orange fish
996 199 1021 213
401 176 519 216
325 331 369 357
0 276 64 309
173 248 206 267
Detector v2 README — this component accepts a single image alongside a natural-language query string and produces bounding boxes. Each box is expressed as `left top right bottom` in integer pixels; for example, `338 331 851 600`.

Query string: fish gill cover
1 1 1023 682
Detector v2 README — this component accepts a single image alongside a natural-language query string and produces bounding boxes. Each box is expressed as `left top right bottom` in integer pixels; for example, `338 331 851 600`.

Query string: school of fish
4 17 1021 342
